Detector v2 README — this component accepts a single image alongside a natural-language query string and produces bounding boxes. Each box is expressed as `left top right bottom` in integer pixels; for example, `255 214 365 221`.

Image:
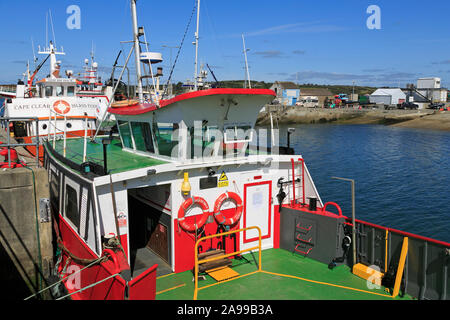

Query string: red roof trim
159 88 275 107
108 88 276 116
108 102 158 115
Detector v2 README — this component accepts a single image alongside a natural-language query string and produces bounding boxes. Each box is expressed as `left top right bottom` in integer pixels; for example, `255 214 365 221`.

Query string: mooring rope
23 255 108 300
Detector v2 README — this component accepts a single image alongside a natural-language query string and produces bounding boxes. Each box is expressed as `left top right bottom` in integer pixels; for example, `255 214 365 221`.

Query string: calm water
271 124 450 243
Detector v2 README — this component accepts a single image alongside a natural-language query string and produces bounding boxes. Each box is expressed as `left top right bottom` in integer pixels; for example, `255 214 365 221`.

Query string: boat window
67 86 75 97
56 86 64 97
65 184 80 231
45 86 53 97
131 122 154 153
49 171 59 212
189 125 218 158
152 122 179 157
118 121 133 149
224 125 253 143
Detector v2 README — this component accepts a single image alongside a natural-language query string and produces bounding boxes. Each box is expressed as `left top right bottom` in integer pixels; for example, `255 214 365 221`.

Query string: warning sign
218 171 229 188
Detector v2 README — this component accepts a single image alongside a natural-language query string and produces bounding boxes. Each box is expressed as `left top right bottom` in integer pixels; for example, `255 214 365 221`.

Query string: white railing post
52 111 56 148
47 108 50 142
83 116 88 162
63 115 67 157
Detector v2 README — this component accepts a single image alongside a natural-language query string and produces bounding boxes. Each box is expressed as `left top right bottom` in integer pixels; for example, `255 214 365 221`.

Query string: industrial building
369 88 406 106
270 81 300 105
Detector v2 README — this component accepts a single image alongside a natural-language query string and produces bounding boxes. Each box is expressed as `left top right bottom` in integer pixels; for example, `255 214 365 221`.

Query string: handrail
193 226 262 300
322 202 343 217
47 108 92 160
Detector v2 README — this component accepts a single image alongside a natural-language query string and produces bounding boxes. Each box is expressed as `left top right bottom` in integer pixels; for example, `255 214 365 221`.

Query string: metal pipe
35 119 39 167
6 119 11 168
63 116 67 158
83 117 88 162
332 176 357 265
52 112 56 148
92 46 134 141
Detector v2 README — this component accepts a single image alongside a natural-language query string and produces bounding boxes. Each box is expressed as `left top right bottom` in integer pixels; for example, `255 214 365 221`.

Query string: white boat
38 0 450 302
1 40 110 161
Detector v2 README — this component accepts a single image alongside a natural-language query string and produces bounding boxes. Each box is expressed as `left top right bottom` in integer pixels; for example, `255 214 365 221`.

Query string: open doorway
128 187 172 278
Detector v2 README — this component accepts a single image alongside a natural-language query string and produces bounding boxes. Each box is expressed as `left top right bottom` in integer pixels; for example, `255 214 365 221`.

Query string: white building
416 77 447 103
369 88 406 106
417 78 441 89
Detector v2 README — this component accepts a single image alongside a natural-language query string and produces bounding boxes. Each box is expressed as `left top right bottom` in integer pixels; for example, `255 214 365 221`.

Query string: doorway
128 190 172 278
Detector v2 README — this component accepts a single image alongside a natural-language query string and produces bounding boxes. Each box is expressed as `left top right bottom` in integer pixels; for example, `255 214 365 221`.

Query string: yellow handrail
193 226 262 300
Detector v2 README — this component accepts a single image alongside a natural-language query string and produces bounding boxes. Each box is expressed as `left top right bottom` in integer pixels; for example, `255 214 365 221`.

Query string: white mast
38 41 65 79
194 0 200 91
242 34 251 89
131 0 144 103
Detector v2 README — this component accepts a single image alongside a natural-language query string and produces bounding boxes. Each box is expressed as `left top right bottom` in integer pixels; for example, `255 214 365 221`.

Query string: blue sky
1 0 450 88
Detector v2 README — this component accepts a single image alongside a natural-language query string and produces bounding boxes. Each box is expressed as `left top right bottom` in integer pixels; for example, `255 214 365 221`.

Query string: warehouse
369 88 406 106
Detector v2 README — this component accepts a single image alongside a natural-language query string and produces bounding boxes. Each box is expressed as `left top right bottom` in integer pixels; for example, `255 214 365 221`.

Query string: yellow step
352 263 384 285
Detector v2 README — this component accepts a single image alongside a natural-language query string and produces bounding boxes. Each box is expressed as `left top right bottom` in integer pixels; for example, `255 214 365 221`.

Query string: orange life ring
53 100 71 115
177 196 210 232
213 192 243 226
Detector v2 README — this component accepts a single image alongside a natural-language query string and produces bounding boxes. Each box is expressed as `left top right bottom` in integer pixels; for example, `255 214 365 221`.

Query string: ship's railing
47 108 95 162
348 217 450 300
0 116 40 167
193 226 262 300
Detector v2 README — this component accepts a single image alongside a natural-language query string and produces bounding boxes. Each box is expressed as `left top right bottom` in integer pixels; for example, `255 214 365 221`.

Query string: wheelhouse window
56 86 64 96
118 121 133 149
65 185 79 231
224 124 253 143
67 86 75 97
152 122 179 157
189 124 218 158
45 86 53 97
131 122 154 153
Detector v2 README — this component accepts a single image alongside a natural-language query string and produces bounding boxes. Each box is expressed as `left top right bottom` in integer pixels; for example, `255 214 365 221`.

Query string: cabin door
241 181 272 250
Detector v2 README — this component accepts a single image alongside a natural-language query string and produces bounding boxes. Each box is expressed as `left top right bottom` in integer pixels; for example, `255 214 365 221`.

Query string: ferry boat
1 40 110 161
41 0 449 301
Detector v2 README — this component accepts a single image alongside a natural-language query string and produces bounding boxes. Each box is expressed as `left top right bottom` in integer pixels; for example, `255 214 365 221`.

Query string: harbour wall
0 167 53 299
257 105 450 131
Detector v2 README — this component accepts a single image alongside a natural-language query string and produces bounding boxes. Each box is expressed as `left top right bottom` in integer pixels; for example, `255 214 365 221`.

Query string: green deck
156 249 412 300
50 137 167 173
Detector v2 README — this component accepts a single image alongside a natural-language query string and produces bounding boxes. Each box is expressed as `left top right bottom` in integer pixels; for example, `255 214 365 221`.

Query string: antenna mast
194 0 200 90
131 0 144 103
242 34 251 89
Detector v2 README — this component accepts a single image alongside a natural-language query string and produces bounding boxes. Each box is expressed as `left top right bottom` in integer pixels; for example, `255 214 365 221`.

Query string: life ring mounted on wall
53 100 71 115
177 196 210 233
213 191 243 226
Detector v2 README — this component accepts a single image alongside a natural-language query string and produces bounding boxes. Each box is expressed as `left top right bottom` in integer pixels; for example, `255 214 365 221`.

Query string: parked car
427 102 445 110
398 102 418 110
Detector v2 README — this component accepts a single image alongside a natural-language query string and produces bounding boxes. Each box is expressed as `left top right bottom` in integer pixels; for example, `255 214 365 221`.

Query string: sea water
270 123 450 243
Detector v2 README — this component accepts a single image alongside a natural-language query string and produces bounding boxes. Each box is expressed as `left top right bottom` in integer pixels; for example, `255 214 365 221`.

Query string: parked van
296 96 319 108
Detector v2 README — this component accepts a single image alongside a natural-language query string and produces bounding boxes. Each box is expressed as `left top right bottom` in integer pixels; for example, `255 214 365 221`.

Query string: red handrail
298 158 305 205
322 202 343 217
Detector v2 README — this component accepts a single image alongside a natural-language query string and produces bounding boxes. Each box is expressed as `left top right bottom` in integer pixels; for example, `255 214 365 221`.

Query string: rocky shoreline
257 105 450 131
